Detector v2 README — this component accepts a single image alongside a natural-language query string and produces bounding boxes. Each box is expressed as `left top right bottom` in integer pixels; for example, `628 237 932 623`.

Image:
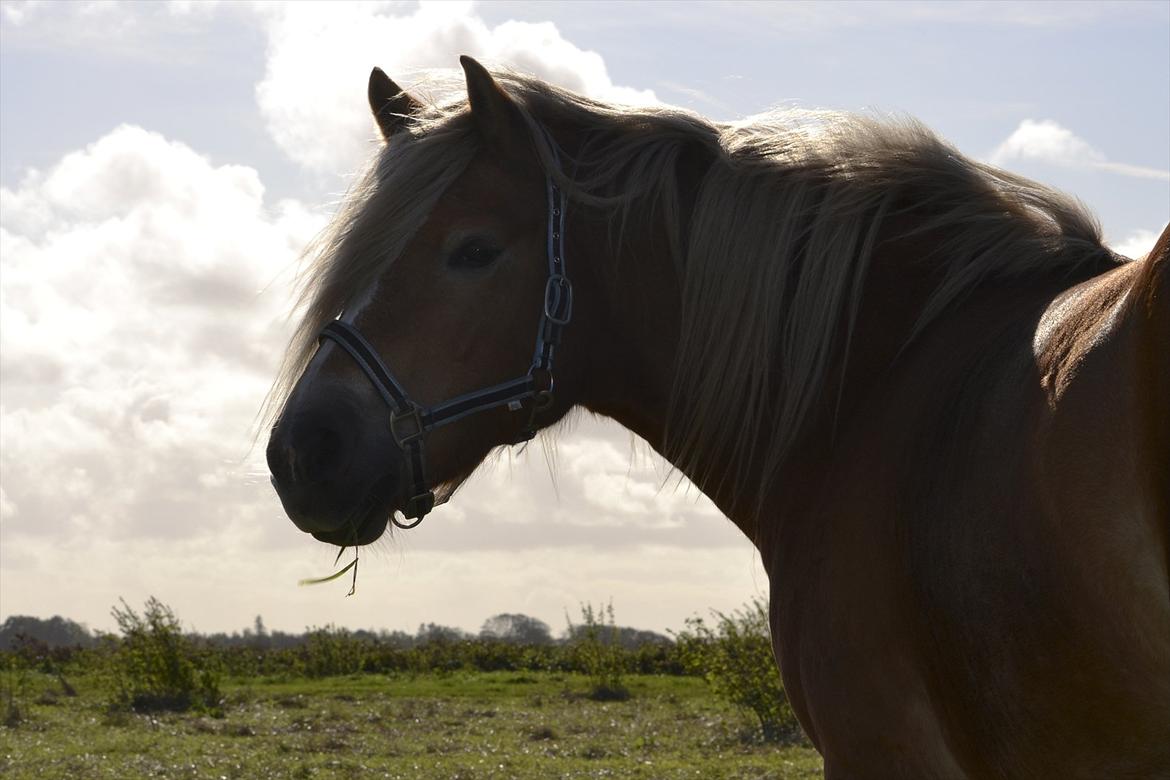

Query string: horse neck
570 137 706 461
574 200 984 545
573 201 684 454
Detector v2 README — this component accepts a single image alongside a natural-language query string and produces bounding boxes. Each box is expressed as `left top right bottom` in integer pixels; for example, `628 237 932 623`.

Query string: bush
673 598 799 742
108 597 221 713
300 626 367 677
567 602 629 701
1 655 30 727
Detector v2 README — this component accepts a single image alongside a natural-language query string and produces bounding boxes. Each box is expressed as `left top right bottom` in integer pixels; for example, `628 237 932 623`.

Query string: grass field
0 670 822 779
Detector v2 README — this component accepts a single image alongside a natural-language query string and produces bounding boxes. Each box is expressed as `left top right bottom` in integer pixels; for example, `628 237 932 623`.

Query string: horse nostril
267 414 353 488
266 429 295 487
294 424 347 485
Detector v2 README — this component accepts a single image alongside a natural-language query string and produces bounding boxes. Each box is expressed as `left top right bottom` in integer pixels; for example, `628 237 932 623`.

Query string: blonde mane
268 71 1110 509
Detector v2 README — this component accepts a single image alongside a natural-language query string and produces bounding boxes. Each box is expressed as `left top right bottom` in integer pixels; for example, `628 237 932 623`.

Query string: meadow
0 600 823 779
0 670 821 779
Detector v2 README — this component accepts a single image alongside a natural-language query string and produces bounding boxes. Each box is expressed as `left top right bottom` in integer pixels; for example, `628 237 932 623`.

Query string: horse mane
263 97 477 432
267 70 1111 512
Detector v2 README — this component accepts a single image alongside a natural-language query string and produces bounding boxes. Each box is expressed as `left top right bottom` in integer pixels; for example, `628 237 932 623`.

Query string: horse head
266 58 594 546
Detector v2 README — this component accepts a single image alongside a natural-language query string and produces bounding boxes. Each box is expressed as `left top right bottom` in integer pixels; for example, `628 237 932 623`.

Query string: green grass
0 670 822 779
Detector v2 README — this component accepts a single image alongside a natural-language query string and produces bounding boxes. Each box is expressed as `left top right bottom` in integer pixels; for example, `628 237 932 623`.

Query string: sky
1 0 1167 638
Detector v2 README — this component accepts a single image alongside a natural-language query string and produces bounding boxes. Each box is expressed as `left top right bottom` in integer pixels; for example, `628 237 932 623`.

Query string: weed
673 598 800 743
107 596 222 714
566 601 630 702
1 656 29 727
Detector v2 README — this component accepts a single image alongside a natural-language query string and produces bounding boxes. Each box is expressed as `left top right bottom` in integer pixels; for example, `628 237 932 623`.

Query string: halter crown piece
318 126 572 529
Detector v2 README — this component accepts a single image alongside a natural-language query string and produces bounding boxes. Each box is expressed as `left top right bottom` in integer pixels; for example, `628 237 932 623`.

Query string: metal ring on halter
390 406 426 448
392 513 425 530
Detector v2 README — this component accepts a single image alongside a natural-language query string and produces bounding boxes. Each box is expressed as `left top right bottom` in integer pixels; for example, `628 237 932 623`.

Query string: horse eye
448 240 501 270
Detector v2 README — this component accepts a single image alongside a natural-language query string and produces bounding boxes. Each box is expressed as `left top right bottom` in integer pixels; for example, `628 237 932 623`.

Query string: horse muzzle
266 390 397 546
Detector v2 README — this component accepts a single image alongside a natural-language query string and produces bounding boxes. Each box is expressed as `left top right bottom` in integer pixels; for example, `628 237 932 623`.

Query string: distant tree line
0 611 670 652
0 616 97 651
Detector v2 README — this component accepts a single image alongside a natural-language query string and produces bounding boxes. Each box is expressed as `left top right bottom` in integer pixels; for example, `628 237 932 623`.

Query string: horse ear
368 67 420 141
460 55 527 153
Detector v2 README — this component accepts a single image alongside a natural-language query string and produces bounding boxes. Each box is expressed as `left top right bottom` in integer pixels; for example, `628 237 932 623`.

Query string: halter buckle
543 274 573 324
510 392 552 446
390 406 426 448
402 490 435 521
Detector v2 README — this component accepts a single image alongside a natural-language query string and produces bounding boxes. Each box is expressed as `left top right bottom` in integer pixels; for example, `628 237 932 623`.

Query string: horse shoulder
1128 225 1170 522
1025 248 1170 775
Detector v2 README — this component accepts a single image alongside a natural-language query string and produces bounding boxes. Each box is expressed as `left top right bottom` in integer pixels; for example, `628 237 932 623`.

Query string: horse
265 56 1169 777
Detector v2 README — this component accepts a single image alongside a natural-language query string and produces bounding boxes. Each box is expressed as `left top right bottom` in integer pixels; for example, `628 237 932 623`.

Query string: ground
0 671 823 779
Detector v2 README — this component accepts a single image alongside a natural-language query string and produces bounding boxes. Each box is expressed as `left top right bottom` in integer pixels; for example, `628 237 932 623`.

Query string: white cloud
990 119 1170 181
0 2 764 636
166 0 221 15
254 1 657 174
403 416 727 543
0 1 37 25
1108 227 1165 259
0 125 752 637
0 534 766 637
0 487 16 519
990 119 1104 166
0 122 738 616
0 124 324 545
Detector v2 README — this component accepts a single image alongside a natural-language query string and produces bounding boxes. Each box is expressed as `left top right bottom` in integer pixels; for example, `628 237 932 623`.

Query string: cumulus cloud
1108 227 1165 259
0 124 323 545
0 123 731 558
990 119 1170 181
0 0 233 61
0 3 758 636
374 413 731 556
254 1 657 174
0 487 15 520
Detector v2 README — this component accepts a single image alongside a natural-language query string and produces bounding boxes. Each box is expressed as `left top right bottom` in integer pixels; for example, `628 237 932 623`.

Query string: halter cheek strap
318 129 571 527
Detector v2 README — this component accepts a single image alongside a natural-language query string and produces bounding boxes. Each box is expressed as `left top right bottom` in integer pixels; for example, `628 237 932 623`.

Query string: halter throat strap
318 130 571 527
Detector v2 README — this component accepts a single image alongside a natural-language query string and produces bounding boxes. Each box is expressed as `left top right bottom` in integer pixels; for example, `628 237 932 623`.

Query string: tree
563 623 671 650
415 623 466 643
249 615 270 649
479 613 553 645
0 616 95 650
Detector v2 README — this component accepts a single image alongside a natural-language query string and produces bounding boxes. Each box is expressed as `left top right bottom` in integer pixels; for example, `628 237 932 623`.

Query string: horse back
763 233 1170 777
1131 224 1170 524
931 247 1170 776
823 251 1168 776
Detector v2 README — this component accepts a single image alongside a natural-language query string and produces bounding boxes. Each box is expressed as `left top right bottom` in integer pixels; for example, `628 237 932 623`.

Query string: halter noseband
318 129 571 529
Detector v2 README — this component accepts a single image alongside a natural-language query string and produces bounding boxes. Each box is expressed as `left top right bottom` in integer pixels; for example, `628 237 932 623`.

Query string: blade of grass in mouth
298 546 360 596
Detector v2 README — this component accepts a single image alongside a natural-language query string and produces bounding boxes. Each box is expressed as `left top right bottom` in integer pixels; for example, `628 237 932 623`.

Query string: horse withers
266 57 1169 777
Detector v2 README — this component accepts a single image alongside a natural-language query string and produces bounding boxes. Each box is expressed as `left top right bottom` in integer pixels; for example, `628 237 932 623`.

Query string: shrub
673 598 799 742
567 602 629 701
1 655 30 727
300 625 366 677
108 597 221 713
